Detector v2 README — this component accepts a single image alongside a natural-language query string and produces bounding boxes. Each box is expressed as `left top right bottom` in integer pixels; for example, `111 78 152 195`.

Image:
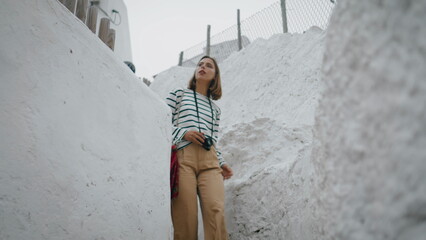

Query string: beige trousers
171 143 228 240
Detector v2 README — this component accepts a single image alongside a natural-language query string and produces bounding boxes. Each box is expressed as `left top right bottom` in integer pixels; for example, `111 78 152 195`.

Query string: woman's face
195 58 216 83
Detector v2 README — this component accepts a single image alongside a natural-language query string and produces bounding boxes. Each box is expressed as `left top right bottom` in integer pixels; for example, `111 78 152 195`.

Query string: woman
166 56 233 240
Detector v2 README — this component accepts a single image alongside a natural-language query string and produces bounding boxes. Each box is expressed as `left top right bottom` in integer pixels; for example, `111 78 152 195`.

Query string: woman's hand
183 131 205 145
221 164 233 180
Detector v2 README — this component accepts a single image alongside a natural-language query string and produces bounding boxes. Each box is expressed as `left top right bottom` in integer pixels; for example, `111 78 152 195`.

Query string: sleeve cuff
216 150 226 167
173 129 188 145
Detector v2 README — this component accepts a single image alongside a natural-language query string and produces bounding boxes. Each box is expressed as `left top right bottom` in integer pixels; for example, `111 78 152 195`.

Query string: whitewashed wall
312 0 426 239
0 0 171 239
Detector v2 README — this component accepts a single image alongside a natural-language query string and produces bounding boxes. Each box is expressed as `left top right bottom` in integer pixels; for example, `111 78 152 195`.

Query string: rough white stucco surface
0 0 172 239
218 29 325 240
312 0 426 239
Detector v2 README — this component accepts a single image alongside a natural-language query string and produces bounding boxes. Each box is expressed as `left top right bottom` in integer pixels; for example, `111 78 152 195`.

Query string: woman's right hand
183 131 205 145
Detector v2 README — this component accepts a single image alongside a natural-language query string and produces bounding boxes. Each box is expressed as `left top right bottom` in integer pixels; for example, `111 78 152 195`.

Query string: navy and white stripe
166 88 225 166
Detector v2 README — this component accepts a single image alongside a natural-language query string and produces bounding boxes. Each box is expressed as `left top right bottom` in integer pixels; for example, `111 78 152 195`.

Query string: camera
202 137 213 151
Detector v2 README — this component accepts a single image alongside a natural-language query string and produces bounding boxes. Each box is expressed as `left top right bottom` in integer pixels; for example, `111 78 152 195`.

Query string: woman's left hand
221 164 233 180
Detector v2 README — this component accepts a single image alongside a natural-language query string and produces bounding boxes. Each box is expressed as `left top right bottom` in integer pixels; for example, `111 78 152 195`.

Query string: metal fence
179 0 335 67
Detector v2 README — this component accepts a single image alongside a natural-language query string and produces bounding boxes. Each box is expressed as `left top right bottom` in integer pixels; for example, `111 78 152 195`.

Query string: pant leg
197 146 228 240
171 146 199 240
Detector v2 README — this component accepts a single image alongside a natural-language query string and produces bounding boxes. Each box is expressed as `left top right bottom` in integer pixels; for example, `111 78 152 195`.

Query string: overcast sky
123 0 278 81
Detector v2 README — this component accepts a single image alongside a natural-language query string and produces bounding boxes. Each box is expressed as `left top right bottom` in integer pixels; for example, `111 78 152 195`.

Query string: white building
91 0 133 63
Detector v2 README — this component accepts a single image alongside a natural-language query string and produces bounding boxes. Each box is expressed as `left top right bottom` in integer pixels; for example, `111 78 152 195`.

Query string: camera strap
193 90 214 138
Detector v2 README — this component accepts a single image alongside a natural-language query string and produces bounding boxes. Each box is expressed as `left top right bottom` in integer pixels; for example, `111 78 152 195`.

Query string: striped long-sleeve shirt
166 88 225 166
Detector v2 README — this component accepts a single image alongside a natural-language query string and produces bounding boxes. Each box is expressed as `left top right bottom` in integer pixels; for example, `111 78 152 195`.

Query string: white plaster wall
0 0 171 239
312 0 426 239
219 30 326 240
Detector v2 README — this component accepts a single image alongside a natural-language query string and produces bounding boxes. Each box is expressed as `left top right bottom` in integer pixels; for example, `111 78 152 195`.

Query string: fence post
237 9 242 51
76 0 88 23
99 18 110 43
280 0 288 33
206 25 211 56
63 0 77 14
107 29 116 50
86 6 98 33
178 51 184 66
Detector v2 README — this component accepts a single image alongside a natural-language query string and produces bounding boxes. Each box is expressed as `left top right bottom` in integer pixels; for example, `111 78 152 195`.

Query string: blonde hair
188 56 222 100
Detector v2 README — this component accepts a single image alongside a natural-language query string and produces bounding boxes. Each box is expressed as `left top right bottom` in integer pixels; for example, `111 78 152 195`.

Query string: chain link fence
180 0 335 67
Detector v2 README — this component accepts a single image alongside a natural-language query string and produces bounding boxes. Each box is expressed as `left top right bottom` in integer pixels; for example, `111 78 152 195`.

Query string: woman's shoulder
169 87 188 97
210 100 222 115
